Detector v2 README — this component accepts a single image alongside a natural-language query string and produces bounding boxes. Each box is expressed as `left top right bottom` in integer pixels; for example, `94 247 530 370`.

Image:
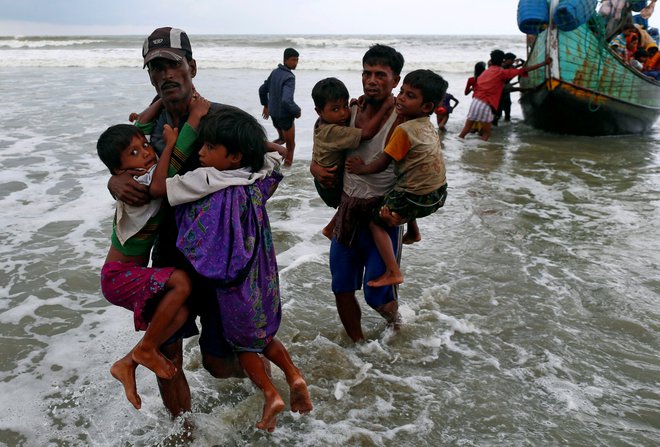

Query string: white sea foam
1 34 659 446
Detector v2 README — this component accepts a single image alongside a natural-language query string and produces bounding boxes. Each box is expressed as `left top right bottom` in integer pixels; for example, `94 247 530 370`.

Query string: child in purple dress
151 105 312 432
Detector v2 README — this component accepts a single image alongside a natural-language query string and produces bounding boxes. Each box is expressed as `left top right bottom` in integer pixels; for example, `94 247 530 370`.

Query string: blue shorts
329 223 402 309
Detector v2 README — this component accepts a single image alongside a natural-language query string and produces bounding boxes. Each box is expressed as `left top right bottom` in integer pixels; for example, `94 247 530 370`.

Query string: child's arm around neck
149 97 210 198
149 124 179 199
345 151 392 175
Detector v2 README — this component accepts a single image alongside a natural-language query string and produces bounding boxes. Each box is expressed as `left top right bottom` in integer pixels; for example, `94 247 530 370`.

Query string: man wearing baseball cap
108 27 244 418
142 26 193 68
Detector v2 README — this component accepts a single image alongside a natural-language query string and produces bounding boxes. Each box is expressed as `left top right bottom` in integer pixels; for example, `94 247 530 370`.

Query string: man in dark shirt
259 48 301 166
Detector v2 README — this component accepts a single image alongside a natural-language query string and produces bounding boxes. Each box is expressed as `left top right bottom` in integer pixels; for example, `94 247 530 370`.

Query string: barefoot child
96 95 209 410
152 105 312 432
435 91 459 132
97 124 190 409
345 69 449 288
311 77 392 237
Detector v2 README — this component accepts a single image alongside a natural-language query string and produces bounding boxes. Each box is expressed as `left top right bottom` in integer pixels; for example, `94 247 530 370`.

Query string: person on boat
635 23 656 49
631 48 649 70
458 49 551 141
610 24 642 62
643 43 660 78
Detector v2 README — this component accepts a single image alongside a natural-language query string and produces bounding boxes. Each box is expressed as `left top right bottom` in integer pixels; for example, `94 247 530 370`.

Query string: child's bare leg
110 351 141 409
402 219 421 245
438 115 449 132
458 119 475 138
480 122 493 141
281 125 296 166
377 299 402 331
133 270 191 380
322 214 336 240
367 220 404 288
238 352 285 432
273 128 285 145
263 338 312 414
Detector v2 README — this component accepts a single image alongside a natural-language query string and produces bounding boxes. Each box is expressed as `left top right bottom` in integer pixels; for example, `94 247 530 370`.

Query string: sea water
0 34 659 446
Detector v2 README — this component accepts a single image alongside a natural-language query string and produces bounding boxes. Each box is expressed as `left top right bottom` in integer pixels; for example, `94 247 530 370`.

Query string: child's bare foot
256 393 285 432
289 376 313 414
378 300 402 331
402 231 421 245
367 270 404 288
110 356 141 410
132 344 177 380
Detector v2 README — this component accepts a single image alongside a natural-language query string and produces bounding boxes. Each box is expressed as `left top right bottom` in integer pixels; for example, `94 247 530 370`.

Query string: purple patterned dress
175 173 283 352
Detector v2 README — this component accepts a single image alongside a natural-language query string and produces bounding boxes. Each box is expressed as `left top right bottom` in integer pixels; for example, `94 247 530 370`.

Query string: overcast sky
0 0 522 36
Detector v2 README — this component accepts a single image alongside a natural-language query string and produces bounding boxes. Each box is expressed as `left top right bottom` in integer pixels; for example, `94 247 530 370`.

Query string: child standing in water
345 69 449 288
151 105 312 432
435 91 459 132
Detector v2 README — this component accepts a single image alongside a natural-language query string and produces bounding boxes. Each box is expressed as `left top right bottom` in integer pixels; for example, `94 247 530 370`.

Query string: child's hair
97 124 145 174
363 44 405 76
198 106 267 172
311 77 349 109
489 49 506 66
474 61 487 78
504 52 517 61
402 69 449 112
634 48 649 59
283 47 299 60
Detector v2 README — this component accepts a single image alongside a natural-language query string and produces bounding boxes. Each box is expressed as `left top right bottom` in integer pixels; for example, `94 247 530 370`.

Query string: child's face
395 84 434 119
317 98 350 126
117 135 157 173
199 142 242 171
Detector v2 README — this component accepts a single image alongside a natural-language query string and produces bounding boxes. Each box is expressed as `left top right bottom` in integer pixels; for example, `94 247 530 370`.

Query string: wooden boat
519 3 660 135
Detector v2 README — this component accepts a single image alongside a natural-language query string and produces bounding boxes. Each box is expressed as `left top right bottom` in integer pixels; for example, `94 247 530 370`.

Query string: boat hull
520 18 660 135
521 79 659 135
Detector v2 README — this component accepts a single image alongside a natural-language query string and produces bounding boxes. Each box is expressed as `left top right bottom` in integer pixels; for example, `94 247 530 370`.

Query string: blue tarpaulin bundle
553 0 598 32
518 0 550 34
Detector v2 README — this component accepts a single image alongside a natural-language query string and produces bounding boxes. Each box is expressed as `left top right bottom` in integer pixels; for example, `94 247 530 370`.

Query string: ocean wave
1 57 477 73
0 36 108 49
0 34 527 73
